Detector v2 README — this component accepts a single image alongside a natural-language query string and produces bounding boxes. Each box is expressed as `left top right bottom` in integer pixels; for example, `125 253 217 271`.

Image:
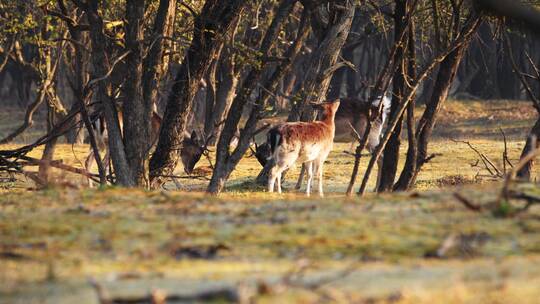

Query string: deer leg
317 161 324 197
305 161 313 196
276 170 282 194
269 166 278 193
295 163 305 190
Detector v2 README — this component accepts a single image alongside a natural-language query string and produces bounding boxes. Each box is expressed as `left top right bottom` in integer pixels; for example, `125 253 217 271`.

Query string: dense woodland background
1 0 540 194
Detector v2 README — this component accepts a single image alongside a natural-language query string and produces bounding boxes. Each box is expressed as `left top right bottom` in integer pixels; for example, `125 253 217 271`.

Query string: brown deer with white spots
267 100 340 196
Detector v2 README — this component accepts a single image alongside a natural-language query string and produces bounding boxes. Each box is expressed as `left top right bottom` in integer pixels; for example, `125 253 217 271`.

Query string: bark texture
517 117 540 179
149 0 247 188
123 0 148 185
377 0 410 192
207 0 301 194
86 2 134 186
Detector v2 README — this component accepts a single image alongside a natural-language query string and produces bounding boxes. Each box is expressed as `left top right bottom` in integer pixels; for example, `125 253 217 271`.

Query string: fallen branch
453 192 483 212
20 155 100 182
450 138 503 178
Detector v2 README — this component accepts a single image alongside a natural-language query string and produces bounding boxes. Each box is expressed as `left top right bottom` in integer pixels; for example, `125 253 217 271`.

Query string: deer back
333 97 390 151
270 101 339 163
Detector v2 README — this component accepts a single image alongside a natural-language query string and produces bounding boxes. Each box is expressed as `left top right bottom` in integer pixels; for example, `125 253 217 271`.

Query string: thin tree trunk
204 49 224 138
394 19 418 191
375 18 477 192
358 14 482 195
143 0 176 110
85 2 135 186
38 84 58 186
377 0 410 192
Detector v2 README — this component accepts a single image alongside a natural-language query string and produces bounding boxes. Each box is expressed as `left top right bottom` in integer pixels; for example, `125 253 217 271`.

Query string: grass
0 99 540 303
1 187 540 303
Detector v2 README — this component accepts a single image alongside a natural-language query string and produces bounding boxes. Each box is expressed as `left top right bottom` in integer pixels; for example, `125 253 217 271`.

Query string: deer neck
322 112 335 128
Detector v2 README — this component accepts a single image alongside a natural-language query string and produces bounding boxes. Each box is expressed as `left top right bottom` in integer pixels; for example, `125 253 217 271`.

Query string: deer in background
295 96 391 190
85 110 206 186
294 96 391 190
267 100 340 196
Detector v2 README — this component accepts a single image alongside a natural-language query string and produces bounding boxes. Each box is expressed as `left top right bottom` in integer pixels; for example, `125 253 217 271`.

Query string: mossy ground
1 99 539 303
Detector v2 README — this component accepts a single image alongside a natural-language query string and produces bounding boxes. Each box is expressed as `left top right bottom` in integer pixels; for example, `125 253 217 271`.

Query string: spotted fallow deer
268 100 340 196
85 110 206 185
294 96 391 190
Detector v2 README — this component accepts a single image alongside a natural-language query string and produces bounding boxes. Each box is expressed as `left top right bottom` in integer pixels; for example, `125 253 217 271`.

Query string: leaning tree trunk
203 19 241 141
377 0 411 192
254 2 355 188
517 118 540 180
207 0 302 194
287 1 355 123
143 0 176 111
149 0 247 188
395 42 471 190
207 52 240 145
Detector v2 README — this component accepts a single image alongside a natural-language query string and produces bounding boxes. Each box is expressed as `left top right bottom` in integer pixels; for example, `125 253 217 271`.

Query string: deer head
310 99 341 120
181 131 205 174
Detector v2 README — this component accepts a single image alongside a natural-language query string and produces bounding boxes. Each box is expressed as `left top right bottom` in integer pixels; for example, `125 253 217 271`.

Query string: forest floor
1 99 540 303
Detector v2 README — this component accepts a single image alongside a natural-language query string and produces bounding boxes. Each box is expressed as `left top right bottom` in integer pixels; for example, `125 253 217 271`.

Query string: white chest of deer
268 101 340 196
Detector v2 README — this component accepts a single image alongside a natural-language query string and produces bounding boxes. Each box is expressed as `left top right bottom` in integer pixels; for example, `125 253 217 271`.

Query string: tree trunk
204 40 226 140
207 53 240 145
207 0 301 194
396 45 469 190
517 117 540 180
123 0 149 186
394 19 418 191
255 3 356 189
287 2 355 123
86 3 135 186
377 0 410 192
149 0 246 188
143 0 177 109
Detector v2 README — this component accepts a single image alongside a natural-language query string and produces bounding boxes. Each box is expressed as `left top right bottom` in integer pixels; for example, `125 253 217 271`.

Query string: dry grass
1 186 539 303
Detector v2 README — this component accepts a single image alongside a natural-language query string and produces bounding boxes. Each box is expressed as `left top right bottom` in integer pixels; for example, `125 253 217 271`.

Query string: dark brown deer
294 96 391 190
267 100 340 196
85 110 206 185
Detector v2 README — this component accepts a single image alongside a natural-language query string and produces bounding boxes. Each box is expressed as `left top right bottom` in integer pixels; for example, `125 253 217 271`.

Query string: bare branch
86 51 131 88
